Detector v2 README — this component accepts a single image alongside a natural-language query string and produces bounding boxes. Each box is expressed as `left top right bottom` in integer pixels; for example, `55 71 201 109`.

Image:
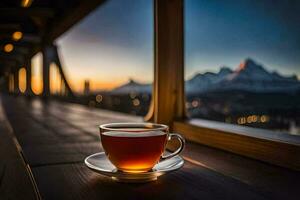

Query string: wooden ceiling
0 0 106 75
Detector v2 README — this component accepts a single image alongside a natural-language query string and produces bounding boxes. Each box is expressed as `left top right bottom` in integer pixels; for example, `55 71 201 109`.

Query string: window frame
148 0 300 171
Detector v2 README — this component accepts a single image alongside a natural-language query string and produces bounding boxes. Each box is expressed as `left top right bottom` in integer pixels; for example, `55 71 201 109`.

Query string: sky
56 0 153 92
52 0 300 92
185 0 300 79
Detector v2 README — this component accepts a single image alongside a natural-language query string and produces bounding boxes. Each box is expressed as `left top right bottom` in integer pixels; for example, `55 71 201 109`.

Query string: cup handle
161 133 185 161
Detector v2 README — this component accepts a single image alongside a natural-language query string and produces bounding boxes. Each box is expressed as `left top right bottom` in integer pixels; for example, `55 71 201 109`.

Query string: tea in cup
99 123 185 173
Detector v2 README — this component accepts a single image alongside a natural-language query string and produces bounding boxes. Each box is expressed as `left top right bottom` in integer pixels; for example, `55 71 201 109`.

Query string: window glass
50 63 62 95
56 0 153 116
18 68 26 93
31 52 43 95
185 0 300 135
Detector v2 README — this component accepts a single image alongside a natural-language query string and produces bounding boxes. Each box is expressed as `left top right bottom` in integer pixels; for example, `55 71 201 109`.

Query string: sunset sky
32 0 300 93
56 0 153 92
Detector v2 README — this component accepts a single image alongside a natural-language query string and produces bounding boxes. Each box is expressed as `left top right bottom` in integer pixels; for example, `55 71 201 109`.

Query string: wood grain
2 95 300 200
180 142 300 200
173 121 300 171
146 0 186 126
32 162 267 200
45 0 107 43
0 97 39 200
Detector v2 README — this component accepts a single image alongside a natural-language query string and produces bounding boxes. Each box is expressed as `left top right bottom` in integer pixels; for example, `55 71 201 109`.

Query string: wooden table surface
1 95 299 200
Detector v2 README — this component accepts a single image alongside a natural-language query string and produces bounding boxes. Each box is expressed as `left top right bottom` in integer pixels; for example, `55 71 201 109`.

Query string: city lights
130 92 137 99
133 98 140 106
96 94 103 103
237 115 269 125
191 100 199 108
260 115 269 123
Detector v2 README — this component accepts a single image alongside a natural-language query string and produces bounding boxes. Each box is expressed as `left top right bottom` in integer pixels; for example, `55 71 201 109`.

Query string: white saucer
84 152 184 183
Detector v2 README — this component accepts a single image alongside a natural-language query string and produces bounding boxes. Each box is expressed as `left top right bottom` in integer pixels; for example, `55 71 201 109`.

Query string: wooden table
1 95 299 200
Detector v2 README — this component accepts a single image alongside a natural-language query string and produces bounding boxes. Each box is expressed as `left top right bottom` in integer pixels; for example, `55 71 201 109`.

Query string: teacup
99 123 185 173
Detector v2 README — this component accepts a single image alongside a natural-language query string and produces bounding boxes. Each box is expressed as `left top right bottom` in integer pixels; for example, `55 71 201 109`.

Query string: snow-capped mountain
186 66 232 93
187 58 300 93
111 58 300 94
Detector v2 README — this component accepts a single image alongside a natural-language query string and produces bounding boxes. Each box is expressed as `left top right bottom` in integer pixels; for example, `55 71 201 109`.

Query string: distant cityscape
77 58 300 135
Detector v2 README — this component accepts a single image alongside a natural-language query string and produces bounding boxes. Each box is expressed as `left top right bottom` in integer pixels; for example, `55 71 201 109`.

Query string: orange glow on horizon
30 53 127 94
91 80 122 90
67 78 126 93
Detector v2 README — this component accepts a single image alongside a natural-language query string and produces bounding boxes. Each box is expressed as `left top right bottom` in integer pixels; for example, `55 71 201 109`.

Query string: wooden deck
1 94 299 200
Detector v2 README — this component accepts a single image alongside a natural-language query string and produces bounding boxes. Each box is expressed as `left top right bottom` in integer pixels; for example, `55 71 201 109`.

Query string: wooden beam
146 0 186 129
42 46 52 97
0 24 21 30
0 60 17 68
53 45 74 97
0 42 35 57
173 121 300 171
13 67 20 93
0 33 41 43
10 46 30 54
22 34 41 43
0 8 55 18
40 44 74 97
0 51 30 63
0 54 25 63
0 51 24 56
0 40 37 47
44 0 107 43
25 59 33 95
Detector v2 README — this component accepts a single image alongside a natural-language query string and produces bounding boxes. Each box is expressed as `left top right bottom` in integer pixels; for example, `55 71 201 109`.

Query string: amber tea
101 131 167 172
99 123 185 173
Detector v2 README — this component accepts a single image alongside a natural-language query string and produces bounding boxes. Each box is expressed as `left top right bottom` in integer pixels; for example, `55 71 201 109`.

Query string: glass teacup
99 123 185 173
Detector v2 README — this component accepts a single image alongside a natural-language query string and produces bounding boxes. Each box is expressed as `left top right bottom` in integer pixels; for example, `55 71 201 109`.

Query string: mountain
186 66 232 93
186 58 300 94
111 58 300 94
111 79 151 94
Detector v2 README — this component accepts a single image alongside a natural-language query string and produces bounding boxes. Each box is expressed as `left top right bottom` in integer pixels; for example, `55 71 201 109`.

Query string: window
185 0 300 135
31 52 43 95
18 68 26 93
50 63 64 95
56 0 153 116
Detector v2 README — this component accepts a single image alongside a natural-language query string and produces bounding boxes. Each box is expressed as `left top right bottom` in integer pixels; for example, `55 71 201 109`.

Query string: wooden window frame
146 0 300 171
